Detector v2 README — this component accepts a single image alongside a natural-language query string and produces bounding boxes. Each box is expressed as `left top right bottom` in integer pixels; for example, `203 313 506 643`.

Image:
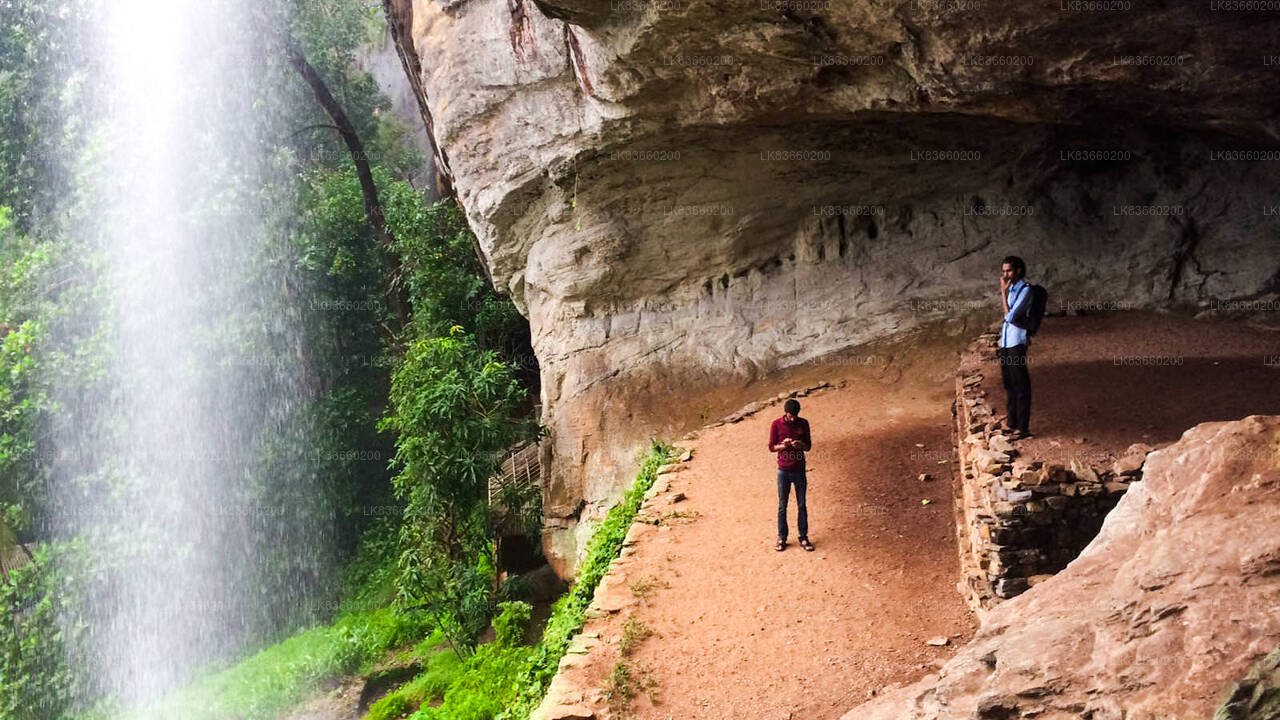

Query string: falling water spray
48 0 333 708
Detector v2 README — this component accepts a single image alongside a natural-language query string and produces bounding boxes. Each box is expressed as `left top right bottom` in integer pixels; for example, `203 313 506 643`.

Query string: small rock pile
953 333 1150 613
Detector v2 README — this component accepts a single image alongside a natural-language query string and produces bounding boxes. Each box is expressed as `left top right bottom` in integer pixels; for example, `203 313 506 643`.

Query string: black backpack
1011 284 1048 336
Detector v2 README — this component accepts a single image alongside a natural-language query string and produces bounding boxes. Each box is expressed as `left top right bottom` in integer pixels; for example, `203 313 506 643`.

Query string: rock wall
952 332 1146 613
393 0 1280 574
843 414 1280 719
356 26 442 196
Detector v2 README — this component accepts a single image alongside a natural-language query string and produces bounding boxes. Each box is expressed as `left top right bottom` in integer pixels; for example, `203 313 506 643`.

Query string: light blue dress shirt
1001 279 1031 349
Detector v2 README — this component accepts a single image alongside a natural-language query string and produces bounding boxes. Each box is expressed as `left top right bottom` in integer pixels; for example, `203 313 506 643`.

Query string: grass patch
124 607 437 720
617 616 651 658
628 575 669 603
120 520 437 720
365 648 464 720
601 661 656 716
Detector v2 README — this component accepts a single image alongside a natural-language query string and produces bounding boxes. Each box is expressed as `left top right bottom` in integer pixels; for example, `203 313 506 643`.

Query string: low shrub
395 442 671 720
504 441 671 718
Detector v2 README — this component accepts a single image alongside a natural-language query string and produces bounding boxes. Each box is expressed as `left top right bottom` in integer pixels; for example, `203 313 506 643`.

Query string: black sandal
798 537 815 552
775 539 786 551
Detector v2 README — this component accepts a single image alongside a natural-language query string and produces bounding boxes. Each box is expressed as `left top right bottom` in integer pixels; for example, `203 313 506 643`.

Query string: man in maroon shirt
768 398 813 551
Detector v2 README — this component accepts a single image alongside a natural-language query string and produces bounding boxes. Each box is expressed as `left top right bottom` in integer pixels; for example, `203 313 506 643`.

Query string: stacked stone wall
952 333 1149 613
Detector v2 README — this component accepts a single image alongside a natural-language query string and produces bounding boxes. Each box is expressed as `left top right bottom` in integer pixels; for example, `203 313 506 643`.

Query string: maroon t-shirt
769 415 811 470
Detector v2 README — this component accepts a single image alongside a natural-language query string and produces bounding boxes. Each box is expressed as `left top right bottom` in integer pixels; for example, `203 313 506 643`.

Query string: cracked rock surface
392 0 1280 573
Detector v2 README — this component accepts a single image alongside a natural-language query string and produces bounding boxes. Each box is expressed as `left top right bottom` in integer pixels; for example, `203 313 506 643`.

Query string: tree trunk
280 35 411 331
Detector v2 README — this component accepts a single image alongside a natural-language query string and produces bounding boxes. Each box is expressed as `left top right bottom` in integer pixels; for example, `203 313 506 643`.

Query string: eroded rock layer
843 414 1280 719
395 0 1280 573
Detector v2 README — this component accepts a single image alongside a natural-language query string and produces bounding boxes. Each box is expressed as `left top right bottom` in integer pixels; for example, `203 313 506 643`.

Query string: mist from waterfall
47 0 333 707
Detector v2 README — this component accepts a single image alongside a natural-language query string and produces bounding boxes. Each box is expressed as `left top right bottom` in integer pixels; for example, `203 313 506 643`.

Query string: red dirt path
573 346 977 720
980 311 1280 469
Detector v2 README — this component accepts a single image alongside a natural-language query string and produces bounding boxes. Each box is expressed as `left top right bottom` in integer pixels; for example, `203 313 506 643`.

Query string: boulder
842 415 1280 719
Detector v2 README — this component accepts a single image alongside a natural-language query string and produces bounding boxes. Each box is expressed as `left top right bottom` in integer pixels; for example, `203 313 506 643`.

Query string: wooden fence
488 442 542 533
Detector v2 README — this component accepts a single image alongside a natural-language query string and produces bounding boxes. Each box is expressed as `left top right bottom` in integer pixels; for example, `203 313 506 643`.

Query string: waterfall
49 0 331 707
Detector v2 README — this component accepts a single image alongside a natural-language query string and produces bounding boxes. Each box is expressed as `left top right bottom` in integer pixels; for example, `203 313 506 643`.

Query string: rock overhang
397 0 1280 575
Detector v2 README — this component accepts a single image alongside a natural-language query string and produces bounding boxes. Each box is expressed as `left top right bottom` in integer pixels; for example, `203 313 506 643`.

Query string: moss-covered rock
1216 648 1280 720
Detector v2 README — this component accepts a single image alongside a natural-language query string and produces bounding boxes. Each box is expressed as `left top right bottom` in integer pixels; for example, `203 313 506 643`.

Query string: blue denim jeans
777 468 808 541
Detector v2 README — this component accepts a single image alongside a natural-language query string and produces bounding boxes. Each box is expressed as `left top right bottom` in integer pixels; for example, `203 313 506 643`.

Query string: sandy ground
981 311 1280 468
573 343 978 720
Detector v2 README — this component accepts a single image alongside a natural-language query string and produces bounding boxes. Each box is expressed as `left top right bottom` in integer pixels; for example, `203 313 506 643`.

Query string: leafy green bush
411 642 535 720
380 328 535 649
0 542 96 720
403 648 466 703
384 195 524 353
493 602 532 649
366 694 411 720
363 646 467 720
504 442 671 718
384 443 670 720
365 604 529 720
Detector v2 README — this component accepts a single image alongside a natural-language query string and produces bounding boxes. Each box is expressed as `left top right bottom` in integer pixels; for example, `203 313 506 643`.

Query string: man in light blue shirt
999 256 1033 438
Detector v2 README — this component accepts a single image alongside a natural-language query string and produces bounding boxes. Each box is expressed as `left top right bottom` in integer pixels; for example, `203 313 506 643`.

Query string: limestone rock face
842 415 1280 719
394 0 1280 573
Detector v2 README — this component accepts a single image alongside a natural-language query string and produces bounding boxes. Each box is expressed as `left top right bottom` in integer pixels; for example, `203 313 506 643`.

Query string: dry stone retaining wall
952 332 1150 614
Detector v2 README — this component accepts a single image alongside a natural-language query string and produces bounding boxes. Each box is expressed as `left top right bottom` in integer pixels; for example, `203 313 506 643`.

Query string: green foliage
601 662 656 715
383 444 670 720
364 648 464 720
339 518 406 617
95 520 435 720
364 605 530 720
380 329 535 649
0 0 100 226
0 205 102 539
410 643 535 720
385 196 524 353
617 615 651 658
0 0 535 716
492 602 532 649
0 543 96 720
408 648 466 701
366 693 412 720
1216 647 1280 720
503 443 672 718
126 608 435 720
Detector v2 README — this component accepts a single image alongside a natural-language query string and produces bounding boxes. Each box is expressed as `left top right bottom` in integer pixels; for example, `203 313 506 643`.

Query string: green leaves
381 329 534 649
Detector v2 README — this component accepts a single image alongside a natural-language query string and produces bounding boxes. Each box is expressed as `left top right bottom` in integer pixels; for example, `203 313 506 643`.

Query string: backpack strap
1008 283 1031 329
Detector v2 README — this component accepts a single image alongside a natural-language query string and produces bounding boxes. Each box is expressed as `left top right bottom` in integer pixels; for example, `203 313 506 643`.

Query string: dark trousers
998 344 1031 433
777 468 808 540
